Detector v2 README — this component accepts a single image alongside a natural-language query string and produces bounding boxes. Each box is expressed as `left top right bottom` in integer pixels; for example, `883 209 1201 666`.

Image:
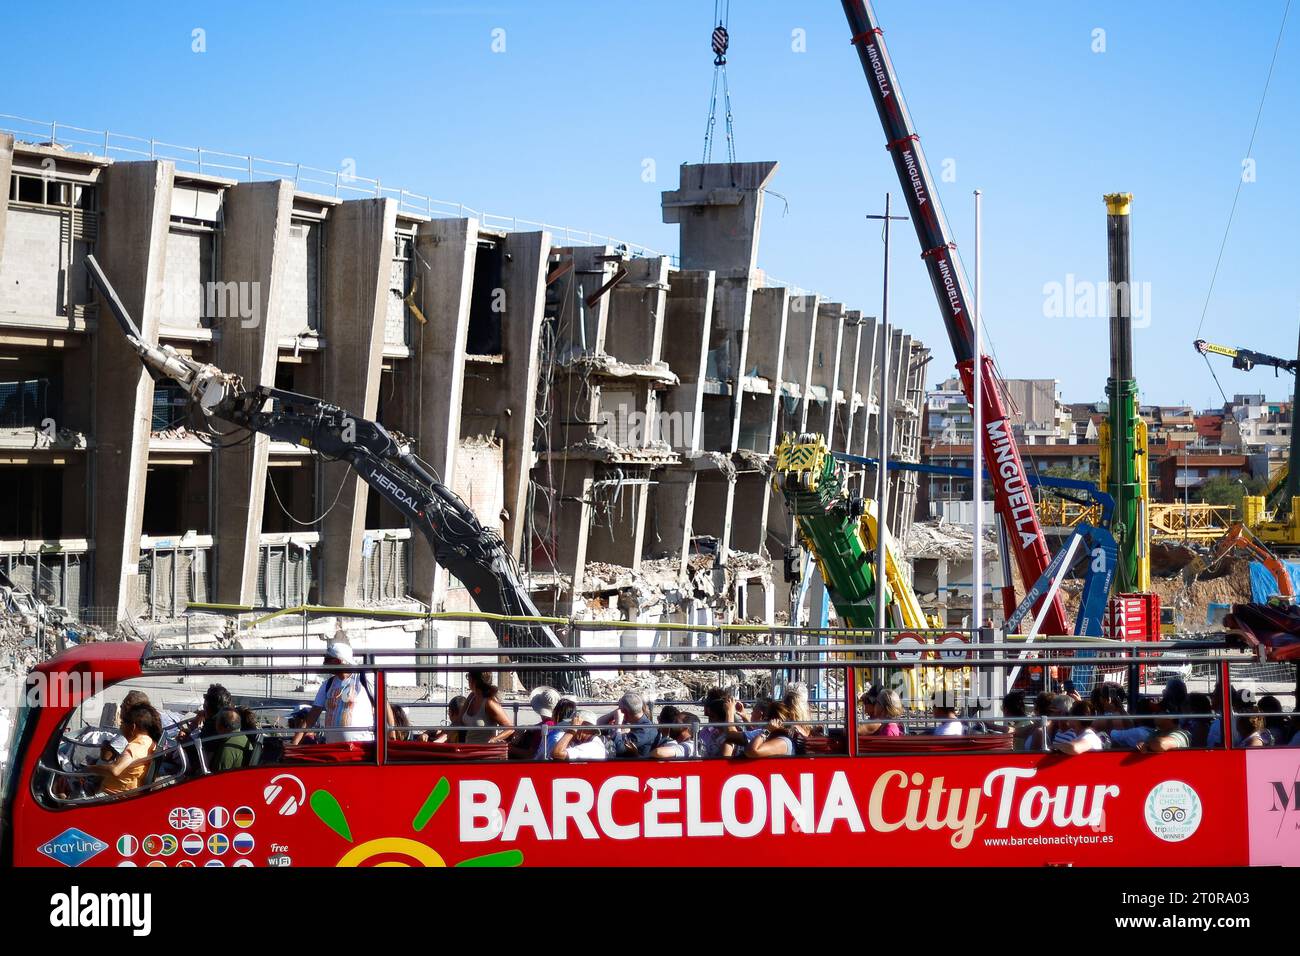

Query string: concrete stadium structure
0 126 928 641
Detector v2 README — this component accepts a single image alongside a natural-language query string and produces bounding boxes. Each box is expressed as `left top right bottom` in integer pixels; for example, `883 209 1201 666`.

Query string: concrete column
653 269 714 573
649 470 697 575
0 134 13 264
785 294 819 432
660 270 714 455
850 315 878 457
735 285 788 556
663 162 779 275
408 217 478 607
212 179 294 605
496 230 548 560
663 162 776 454
835 311 863 451
90 160 175 616
604 256 669 365
887 331 912 533
739 285 788 452
713 275 754 451
549 245 615 451
318 198 397 605
810 301 845 439
549 465 594 609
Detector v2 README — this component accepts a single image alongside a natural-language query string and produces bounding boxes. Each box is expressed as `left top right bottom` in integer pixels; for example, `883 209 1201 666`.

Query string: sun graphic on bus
309 776 523 868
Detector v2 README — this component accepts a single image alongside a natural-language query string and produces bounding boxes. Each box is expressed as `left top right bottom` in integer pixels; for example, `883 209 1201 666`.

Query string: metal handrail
40 742 189 806
142 638 1238 659
0 113 677 262
139 655 1252 678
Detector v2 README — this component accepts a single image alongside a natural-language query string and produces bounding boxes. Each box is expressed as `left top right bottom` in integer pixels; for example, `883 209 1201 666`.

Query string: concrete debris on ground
557 350 678 384
560 434 678 463
1153 556 1253 629
727 550 772 572
583 550 770 617
694 450 737 480
460 433 504 450
151 425 194 441
734 448 774 477
905 518 999 559
1 426 88 449
589 670 692 705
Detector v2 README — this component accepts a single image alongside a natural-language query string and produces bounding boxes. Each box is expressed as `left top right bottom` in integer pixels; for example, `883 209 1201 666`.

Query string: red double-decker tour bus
2 629 1296 869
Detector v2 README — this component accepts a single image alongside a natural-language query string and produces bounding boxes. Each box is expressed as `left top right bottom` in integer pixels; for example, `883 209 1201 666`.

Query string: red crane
841 0 1069 634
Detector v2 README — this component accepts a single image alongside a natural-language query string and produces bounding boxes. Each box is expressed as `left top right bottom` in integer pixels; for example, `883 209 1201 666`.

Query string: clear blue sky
4 1 1296 409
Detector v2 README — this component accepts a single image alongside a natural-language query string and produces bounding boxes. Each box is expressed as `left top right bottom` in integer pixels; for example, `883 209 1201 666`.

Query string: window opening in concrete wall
162 219 219 330
141 465 209 538
0 374 59 428
0 466 63 539
3 175 98 320
387 230 415 348
466 239 504 356
284 218 323 335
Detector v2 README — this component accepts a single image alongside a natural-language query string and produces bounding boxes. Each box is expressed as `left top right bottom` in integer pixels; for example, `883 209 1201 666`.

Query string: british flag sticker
169 807 204 831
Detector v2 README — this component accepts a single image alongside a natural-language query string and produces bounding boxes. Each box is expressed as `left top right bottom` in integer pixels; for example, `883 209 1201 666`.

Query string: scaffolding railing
0 114 675 262
1149 502 1236 542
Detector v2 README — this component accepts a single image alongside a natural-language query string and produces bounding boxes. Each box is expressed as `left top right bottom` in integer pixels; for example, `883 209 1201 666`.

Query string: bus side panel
1245 748 1300 866
13 750 1251 867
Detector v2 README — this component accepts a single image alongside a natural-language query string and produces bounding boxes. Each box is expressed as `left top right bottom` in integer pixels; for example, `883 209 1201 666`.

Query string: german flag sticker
233 806 256 829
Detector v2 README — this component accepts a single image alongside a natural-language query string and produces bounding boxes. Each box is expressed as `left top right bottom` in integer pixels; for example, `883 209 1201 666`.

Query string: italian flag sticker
116 835 138 857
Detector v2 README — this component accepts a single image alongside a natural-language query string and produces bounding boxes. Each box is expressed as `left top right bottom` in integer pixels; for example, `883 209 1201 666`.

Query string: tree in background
1195 474 1269 518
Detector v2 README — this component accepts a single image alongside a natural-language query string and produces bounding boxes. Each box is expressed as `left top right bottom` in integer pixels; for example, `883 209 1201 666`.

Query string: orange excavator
1182 522 1295 603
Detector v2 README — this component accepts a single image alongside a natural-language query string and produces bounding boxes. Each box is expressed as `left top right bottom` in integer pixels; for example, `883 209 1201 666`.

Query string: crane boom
841 0 1068 634
1194 336 1300 517
85 254 588 694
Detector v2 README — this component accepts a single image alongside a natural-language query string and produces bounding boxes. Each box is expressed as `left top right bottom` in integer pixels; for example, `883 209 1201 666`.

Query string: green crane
1102 193 1150 593
772 433 930 629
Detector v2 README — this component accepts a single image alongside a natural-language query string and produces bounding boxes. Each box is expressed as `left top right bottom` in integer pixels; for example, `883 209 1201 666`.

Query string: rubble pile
560 434 678 464
558 351 678 384
589 670 692 704
695 450 737 480
0 425 89 449
1152 556 1253 630
905 518 998 559
734 448 774 477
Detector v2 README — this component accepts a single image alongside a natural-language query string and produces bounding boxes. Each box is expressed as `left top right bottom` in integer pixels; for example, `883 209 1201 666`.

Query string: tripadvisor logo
1144 780 1202 843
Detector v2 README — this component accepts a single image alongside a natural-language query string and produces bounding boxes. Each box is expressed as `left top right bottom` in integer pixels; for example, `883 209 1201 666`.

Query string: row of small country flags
168 806 256 831
117 831 255 857
119 859 255 867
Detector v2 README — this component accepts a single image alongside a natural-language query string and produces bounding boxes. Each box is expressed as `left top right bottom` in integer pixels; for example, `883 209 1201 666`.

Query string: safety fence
0 114 674 260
